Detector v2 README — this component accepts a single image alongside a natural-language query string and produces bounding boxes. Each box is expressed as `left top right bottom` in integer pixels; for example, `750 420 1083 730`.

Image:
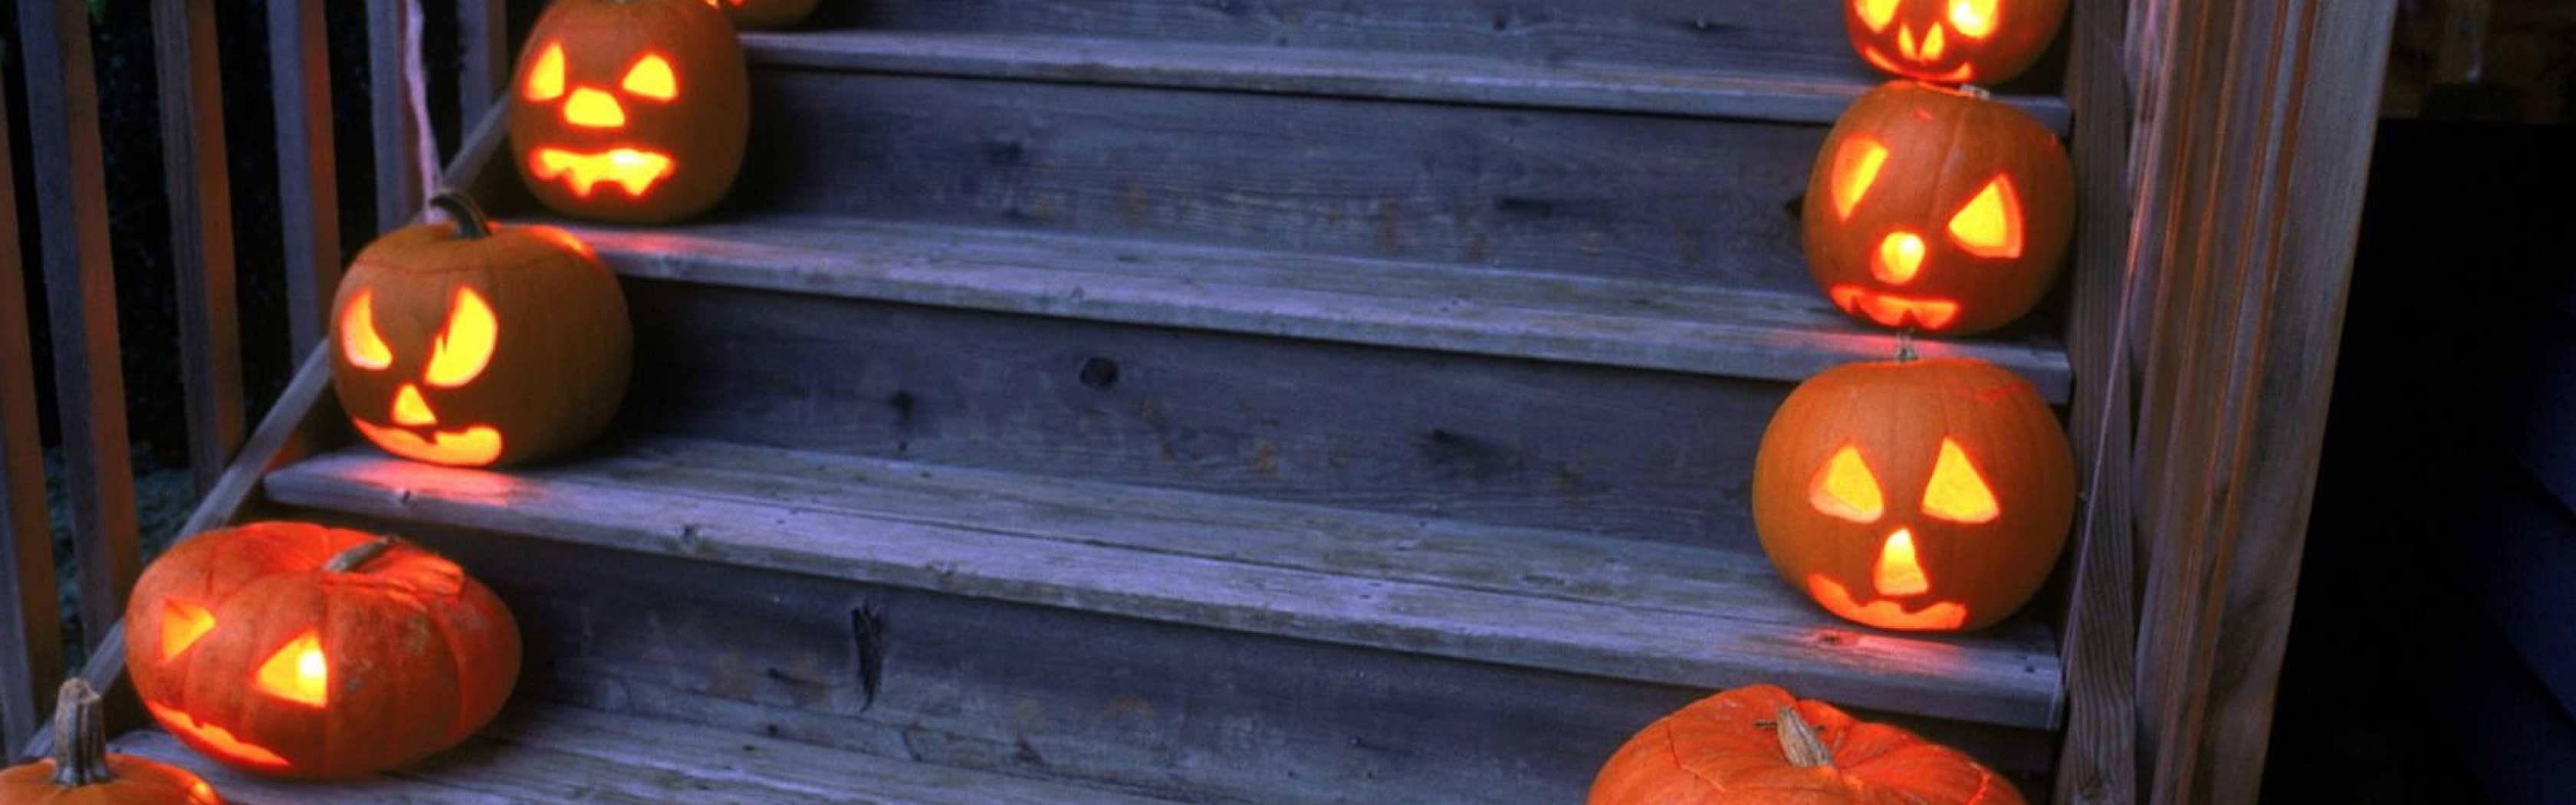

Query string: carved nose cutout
393 384 438 426
1874 231 1927 284
564 87 626 128
1874 528 1930 596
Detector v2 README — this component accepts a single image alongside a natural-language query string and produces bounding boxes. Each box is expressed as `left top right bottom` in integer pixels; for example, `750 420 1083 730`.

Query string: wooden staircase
114 3 2080 802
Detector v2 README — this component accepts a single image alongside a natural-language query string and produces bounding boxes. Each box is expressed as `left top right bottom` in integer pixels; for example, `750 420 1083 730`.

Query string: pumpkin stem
1957 84 1993 100
48 679 113 787
324 537 399 573
1774 706 1835 769
428 192 495 240
1895 329 1920 363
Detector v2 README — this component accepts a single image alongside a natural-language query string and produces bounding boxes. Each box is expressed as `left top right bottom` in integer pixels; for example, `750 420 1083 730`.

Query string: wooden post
2124 2 2397 803
17 0 143 656
370 0 427 233
458 0 513 125
269 0 343 358
0 62 67 761
156 0 248 497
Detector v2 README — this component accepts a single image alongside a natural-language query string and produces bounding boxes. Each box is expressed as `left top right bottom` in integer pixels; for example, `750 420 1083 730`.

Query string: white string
406 0 441 201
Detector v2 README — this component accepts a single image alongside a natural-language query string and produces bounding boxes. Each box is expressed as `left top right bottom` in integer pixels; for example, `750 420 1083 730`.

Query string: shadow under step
564 217 2072 399
113 700 1181 804
744 31 2073 131
263 437 2063 729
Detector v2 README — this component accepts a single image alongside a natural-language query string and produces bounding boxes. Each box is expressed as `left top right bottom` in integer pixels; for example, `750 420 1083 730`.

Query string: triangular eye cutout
1922 439 2001 523
622 54 678 100
1947 176 2026 258
1829 137 1889 222
255 631 330 708
1949 0 2001 39
340 289 394 370
524 44 566 103
161 601 216 659
1855 0 1901 31
1809 444 1887 523
424 288 499 388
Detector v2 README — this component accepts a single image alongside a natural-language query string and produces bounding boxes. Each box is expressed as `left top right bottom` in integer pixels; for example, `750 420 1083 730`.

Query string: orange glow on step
254 632 330 708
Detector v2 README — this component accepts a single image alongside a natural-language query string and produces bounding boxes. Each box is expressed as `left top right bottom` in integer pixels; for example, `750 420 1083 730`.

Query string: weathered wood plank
0 72 64 760
2053 0 2141 800
154 0 247 496
744 32 2073 131
370 0 426 234
727 70 1825 288
268 0 342 355
264 442 2062 728
18 0 142 656
115 701 1194 804
828 0 1866 81
2127 1 2397 803
566 219 2073 399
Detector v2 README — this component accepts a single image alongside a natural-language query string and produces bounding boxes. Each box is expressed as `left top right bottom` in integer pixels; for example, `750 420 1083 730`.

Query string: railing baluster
459 0 512 127
370 0 428 232
270 0 343 360
0 62 67 761
156 0 248 498
17 0 143 655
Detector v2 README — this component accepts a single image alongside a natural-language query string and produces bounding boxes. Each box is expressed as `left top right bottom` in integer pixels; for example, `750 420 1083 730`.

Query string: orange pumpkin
0 681 219 804
705 0 816 30
1589 685 2023 804
509 0 750 222
1752 355 2073 632
1845 0 2068 85
1803 82 2072 336
124 522 521 779
331 194 631 468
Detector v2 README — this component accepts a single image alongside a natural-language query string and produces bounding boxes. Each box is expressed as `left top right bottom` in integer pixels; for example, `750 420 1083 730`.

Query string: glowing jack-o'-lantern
0 680 222 804
123 522 521 779
1588 684 2025 804
1846 0 2068 84
508 0 748 223
331 194 631 468
702 0 817 30
1803 81 2072 335
1752 354 2074 632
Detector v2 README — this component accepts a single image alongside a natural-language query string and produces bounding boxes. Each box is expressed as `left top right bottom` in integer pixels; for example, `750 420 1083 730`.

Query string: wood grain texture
0 80 64 760
268 0 342 355
113 702 1191 804
2052 0 2141 800
457 0 510 127
561 218 2073 398
369 0 426 234
620 281 1778 545
742 31 2073 130
155 0 247 496
2125 1 2397 803
18 0 142 656
367 525 2057 803
264 439 2062 728
721 70 1825 289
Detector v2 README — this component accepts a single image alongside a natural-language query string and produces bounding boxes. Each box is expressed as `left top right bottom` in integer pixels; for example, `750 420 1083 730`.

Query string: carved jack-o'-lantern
1845 0 2068 84
508 0 749 223
331 194 631 468
124 522 521 779
1752 355 2074 632
1803 81 2072 335
703 0 817 30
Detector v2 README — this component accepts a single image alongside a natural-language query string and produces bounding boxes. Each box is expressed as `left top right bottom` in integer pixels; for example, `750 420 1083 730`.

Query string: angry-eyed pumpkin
1846 0 2068 85
509 0 749 222
124 522 521 780
1804 81 2072 336
331 193 630 468
1751 354 2074 632
1589 684 2023 804
705 0 817 30
0 681 220 804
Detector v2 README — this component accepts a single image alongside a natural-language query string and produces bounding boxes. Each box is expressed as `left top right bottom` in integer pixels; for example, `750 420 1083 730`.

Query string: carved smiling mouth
1829 284 1961 330
145 701 293 769
1805 574 1970 631
528 147 675 198
353 420 505 467
1858 47 1976 83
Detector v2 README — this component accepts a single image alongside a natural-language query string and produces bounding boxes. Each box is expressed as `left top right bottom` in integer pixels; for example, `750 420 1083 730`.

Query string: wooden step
112 700 1182 804
564 216 2072 396
261 438 2065 730
744 31 2073 130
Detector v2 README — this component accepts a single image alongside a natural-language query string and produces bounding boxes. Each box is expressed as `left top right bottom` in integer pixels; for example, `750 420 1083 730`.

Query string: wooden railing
0 0 508 759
